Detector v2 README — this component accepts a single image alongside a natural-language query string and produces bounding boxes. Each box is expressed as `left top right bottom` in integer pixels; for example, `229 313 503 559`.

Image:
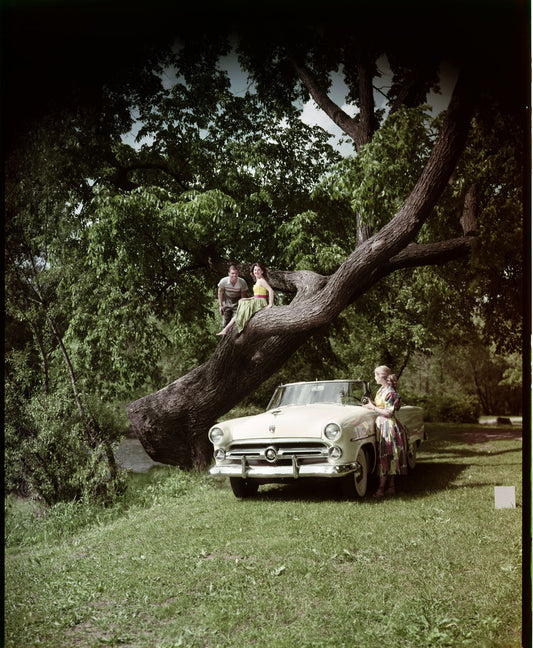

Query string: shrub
411 393 481 423
5 385 127 506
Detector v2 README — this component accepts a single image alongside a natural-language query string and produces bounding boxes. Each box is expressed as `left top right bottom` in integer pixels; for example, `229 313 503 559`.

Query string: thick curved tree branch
375 68 476 248
287 49 378 243
287 51 368 150
240 65 476 340
386 237 475 271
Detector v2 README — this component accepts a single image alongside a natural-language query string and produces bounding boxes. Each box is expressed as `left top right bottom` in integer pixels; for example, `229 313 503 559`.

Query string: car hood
219 404 372 441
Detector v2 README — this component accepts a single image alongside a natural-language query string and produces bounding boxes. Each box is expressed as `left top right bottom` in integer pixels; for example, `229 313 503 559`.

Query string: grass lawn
4 422 524 648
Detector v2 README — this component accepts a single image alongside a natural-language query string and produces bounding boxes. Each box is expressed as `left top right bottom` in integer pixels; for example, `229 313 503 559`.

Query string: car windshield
267 381 368 409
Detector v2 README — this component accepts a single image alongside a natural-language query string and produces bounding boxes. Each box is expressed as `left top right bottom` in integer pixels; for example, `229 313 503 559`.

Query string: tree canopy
5 1 527 488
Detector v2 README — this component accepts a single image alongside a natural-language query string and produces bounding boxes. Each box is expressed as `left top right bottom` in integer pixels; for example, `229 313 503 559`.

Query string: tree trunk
127 65 477 469
44 312 85 418
127 329 313 469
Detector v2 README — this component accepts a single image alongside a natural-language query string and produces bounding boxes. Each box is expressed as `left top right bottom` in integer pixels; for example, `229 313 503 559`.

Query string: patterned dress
235 284 268 333
374 386 407 476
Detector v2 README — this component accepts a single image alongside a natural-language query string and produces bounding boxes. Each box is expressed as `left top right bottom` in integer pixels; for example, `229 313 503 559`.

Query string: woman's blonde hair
375 365 398 390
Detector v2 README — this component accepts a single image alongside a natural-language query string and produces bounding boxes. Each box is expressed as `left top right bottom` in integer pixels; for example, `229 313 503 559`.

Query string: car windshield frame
267 381 370 410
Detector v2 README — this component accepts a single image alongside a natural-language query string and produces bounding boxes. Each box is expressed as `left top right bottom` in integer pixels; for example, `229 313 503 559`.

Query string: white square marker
494 486 516 509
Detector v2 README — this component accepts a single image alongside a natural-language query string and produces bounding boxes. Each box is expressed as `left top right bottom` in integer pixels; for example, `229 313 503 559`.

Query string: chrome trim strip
227 437 327 447
209 462 359 479
349 433 375 442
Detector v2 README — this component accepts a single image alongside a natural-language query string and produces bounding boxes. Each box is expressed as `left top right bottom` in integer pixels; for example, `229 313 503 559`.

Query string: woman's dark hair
250 262 268 282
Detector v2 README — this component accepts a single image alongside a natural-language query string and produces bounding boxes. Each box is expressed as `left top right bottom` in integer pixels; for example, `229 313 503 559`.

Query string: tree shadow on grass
422 445 521 460
399 461 480 498
250 454 520 502
255 479 345 502
249 463 465 502
444 427 523 443
239 431 523 502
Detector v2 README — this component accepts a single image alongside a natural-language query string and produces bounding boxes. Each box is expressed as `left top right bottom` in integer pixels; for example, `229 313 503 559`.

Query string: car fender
349 436 377 474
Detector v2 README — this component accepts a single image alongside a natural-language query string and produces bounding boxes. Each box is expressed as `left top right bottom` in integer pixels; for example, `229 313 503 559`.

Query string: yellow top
253 284 268 296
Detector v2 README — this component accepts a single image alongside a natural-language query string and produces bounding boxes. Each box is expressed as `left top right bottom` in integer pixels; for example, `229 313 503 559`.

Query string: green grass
5 423 524 648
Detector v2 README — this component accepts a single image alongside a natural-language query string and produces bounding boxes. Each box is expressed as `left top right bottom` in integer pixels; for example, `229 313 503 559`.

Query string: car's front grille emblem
265 446 278 463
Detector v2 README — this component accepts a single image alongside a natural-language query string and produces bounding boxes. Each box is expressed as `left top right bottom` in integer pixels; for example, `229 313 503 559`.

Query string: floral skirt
235 298 267 333
376 416 408 476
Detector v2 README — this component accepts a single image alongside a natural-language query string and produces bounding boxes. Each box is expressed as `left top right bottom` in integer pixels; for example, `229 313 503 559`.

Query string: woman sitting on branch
216 262 274 336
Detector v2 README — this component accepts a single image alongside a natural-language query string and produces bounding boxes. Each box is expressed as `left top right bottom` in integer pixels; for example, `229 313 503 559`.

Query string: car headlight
328 446 343 461
209 426 224 444
324 422 341 441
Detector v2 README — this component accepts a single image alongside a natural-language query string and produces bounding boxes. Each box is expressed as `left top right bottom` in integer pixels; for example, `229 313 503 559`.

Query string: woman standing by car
216 262 274 335
364 365 407 497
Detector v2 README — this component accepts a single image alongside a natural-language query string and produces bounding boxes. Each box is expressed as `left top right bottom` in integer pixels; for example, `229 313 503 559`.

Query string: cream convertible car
208 380 426 498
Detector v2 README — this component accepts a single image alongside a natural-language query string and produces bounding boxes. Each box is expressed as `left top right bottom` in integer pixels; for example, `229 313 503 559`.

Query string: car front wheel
229 477 259 498
341 446 369 499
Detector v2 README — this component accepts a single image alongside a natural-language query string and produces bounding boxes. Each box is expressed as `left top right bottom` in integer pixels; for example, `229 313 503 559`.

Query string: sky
128 51 458 157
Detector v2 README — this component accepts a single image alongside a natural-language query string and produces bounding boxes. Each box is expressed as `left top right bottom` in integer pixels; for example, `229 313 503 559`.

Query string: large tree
123 12 526 469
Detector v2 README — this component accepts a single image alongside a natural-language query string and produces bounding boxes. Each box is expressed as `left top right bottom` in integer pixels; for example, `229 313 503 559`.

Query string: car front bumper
209 457 361 480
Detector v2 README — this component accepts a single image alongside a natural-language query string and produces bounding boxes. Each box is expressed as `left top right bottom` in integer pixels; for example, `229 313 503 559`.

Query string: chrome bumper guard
209 458 361 480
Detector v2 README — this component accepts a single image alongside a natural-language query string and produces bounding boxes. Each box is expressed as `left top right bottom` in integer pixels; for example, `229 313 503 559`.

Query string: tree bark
460 183 479 235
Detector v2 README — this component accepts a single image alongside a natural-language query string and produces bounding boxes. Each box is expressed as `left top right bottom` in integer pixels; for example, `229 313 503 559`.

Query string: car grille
225 441 328 466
